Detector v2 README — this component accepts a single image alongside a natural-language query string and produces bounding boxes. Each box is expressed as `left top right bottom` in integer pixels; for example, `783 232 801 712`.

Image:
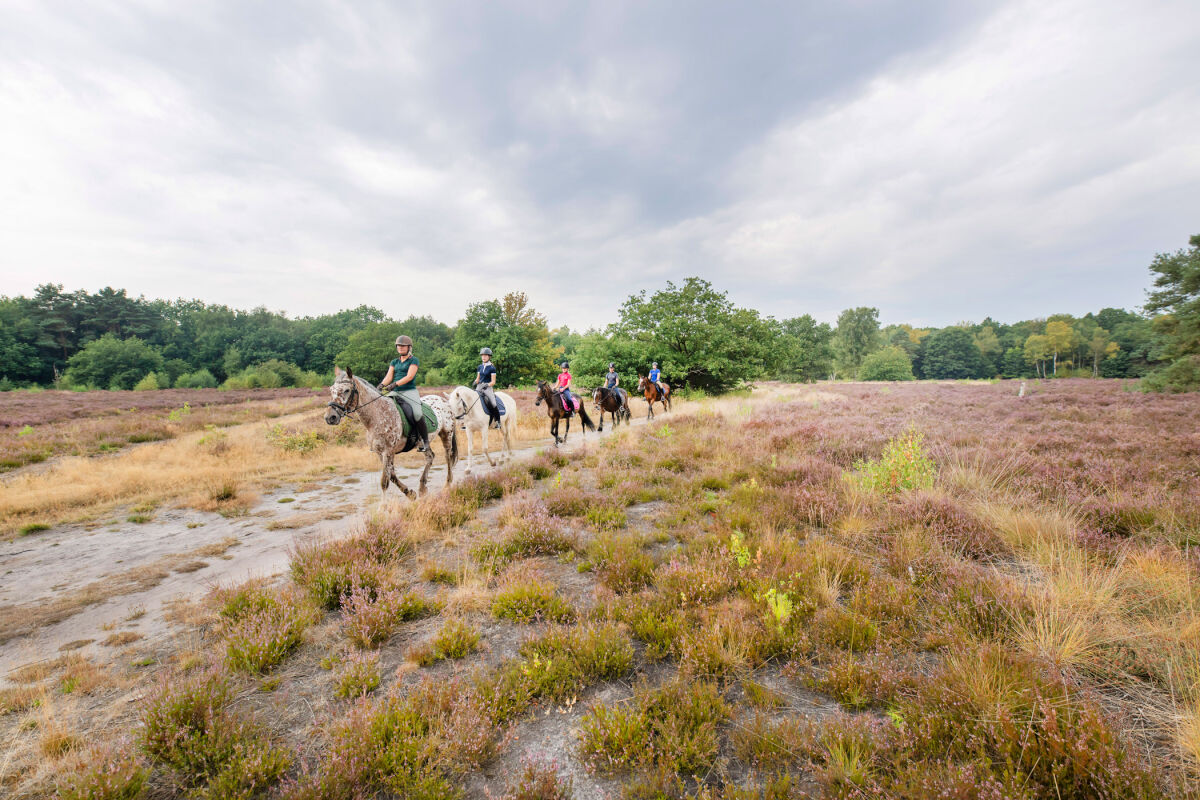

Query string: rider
475 348 501 429
379 335 430 452
556 361 576 413
648 362 664 400
605 362 619 391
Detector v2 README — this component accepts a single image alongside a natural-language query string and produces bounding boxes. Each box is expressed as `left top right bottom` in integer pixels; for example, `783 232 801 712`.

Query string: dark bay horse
592 386 630 431
535 380 596 445
636 375 672 419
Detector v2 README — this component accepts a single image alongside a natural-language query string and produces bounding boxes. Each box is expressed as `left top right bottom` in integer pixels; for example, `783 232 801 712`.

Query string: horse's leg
551 417 559 446
464 422 475 475
482 423 495 467
418 447 434 496
380 452 392 492
501 418 513 460
385 452 416 499
441 430 455 484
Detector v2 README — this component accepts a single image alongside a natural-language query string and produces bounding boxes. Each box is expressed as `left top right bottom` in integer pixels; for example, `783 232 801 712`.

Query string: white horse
444 385 517 475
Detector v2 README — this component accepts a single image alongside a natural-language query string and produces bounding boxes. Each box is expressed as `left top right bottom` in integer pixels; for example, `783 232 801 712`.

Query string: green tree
1000 346 1029 378
610 277 772 392
859 346 914 381
973 325 1002 376
774 315 835 382
447 292 561 386
335 323 403 381
1142 232 1200 391
63 334 165 390
1024 334 1051 379
569 332 652 389
1086 328 1119 377
833 307 881 379
921 327 988 379
1044 319 1075 376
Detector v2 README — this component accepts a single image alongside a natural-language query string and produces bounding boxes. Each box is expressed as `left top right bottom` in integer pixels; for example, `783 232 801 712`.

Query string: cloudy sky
1 0 1198 330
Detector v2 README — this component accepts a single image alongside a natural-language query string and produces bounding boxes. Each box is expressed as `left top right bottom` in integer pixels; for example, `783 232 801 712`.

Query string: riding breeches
477 385 497 413
393 388 423 426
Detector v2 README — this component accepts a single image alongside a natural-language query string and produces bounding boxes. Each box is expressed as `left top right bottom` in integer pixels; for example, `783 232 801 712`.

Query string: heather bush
290 535 395 610
473 499 576 565
410 618 481 666
140 669 289 794
491 580 576 624
343 584 438 648
486 623 633 720
334 651 381 698
579 677 730 775
503 757 573 800
587 532 655 593
892 491 1006 560
655 552 738 606
225 595 319 673
56 743 149 800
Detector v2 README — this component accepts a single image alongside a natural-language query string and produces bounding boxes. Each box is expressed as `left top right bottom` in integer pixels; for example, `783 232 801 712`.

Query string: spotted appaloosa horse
636 375 672 419
534 380 595 445
325 367 457 498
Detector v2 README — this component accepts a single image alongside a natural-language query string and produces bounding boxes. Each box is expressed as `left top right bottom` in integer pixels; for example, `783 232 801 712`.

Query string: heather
4 380 1198 798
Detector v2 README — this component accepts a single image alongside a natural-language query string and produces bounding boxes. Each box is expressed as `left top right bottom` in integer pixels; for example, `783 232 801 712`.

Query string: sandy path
0 414 646 680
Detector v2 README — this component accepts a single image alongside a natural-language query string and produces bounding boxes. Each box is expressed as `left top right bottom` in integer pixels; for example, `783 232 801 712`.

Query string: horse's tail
450 424 459 464
578 404 597 432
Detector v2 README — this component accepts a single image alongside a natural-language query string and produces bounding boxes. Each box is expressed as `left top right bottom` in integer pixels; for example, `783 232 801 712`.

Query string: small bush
290 537 393 610
56 743 149 800
225 595 319 673
492 581 576 624
473 499 576 565
344 585 438 648
334 652 381 698
579 677 730 775
851 430 936 494
411 619 480 666
588 533 655 593
266 423 324 454
503 757 573 800
141 670 290 793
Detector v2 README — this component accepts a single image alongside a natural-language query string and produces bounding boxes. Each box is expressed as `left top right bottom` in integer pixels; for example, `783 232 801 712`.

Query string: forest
1 232 1197 394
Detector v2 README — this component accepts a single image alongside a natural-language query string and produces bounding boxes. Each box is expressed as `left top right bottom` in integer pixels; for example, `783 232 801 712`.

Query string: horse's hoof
405 489 417 500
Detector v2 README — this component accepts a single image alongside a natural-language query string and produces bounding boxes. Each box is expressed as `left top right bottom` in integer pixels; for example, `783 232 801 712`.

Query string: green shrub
491 581 576 624
344 585 438 648
851 430 936 494
175 368 218 389
334 652 381 698
411 619 481 666
859 346 915 381
225 596 319 673
56 744 149 800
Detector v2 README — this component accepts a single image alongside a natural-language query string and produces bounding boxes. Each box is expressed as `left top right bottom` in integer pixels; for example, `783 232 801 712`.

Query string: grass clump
473 499 577 565
579 677 730 775
344 585 439 648
587 532 655 593
503 757 573 800
492 580 576 624
140 669 290 796
334 652 381 698
410 618 481 666
290 525 409 609
850 429 936 494
18 521 50 535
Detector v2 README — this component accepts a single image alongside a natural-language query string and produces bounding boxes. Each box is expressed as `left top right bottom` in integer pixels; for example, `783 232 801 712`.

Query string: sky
1 0 1198 331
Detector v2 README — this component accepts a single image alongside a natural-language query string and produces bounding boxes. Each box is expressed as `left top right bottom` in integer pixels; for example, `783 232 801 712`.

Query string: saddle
392 397 439 453
560 395 580 413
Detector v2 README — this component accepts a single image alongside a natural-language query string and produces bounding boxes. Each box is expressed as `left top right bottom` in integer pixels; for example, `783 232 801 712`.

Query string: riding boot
414 415 431 452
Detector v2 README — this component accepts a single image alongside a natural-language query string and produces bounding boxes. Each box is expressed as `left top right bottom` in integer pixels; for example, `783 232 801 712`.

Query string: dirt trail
0 415 646 681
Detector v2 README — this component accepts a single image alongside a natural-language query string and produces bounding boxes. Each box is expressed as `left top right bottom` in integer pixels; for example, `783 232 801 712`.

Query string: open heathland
2 380 1198 799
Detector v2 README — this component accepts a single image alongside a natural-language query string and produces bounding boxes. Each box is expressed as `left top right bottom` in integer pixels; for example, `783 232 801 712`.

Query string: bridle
327 378 390 418
451 389 482 421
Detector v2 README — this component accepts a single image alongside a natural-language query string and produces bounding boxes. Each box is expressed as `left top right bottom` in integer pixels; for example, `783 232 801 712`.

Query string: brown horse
591 386 630 431
636 375 672 419
535 380 596 445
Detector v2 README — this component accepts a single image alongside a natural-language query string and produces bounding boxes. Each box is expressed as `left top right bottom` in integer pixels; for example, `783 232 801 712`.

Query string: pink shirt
557 371 572 388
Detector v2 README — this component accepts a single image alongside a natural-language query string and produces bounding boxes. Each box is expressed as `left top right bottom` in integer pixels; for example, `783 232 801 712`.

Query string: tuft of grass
421 563 458 585
587 532 655 594
503 757 573 800
224 590 319 673
491 580 576 624
18 521 50 535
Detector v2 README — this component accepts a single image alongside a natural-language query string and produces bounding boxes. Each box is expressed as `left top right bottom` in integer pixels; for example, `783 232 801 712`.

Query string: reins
328 379 392 418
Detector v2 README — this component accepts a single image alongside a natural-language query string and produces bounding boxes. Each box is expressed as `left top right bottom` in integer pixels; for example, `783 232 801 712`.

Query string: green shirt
389 356 419 389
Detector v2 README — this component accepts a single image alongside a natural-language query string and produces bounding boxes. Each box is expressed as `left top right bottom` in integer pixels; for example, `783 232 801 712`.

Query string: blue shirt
649 368 660 382
476 362 497 386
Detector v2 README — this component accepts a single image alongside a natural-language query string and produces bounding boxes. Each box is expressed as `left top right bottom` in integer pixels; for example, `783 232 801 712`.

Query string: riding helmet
652 362 658 368
561 361 569 368
479 347 493 356
608 363 615 368
395 335 413 347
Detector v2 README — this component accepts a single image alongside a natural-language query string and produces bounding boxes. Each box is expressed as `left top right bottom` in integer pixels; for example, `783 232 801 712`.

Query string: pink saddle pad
561 396 580 412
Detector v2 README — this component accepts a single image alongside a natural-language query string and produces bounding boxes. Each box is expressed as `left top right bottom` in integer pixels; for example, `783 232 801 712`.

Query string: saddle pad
561 396 580 412
495 397 506 416
395 398 439 438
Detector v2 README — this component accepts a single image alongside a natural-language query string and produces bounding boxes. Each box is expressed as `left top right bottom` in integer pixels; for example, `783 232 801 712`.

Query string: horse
444 385 518 475
534 380 595 445
324 366 457 499
636 375 672 419
591 386 631 431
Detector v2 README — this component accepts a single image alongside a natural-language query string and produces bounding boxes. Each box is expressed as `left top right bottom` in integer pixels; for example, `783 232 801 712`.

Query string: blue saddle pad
495 397 506 416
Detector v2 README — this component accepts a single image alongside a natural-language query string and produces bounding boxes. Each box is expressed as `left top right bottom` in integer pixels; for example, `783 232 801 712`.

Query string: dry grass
0 409 378 536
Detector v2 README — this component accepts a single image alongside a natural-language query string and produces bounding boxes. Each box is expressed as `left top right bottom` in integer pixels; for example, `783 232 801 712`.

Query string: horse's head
326 367 359 425
637 375 646 392
447 386 469 418
534 380 548 406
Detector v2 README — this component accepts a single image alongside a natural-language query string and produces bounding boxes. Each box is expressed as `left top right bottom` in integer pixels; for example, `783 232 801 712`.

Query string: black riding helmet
479 347 492 356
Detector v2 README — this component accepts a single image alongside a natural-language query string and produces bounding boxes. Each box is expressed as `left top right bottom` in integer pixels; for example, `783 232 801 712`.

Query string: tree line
2 231 1197 393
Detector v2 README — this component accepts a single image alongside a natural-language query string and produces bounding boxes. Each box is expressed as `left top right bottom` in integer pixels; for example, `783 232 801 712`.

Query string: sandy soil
0 413 645 682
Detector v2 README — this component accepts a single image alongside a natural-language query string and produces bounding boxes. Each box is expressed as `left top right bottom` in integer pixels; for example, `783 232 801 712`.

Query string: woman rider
648 362 664 399
605 362 619 390
378 335 430 451
556 361 576 412
475 348 501 429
